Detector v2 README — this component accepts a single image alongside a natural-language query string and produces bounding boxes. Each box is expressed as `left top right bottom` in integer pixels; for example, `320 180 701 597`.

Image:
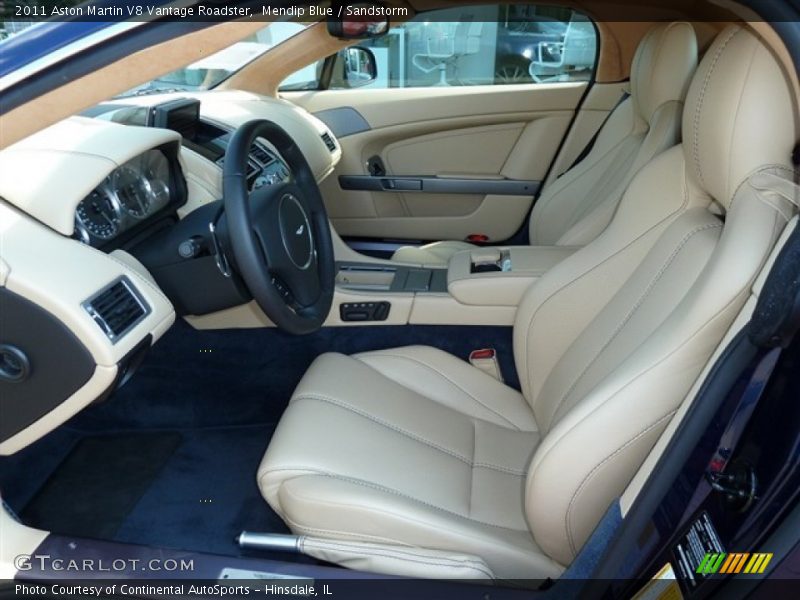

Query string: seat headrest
631 22 698 123
683 25 797 211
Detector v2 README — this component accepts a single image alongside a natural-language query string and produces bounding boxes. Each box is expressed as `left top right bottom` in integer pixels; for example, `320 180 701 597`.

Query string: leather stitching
527 290 749 559
724 40 758 205
557 99 682 246
641 22 691 122
746 165 798 222
302 539 495 579
534 129 633 244
564 411 675 555
285 516 410 545
558 135 643 242
268 466 526 532
550 220 722 426
692 27 740 189
527 281 748 490
467 420 475 516
295 394 527 475
523 163 691 412
359 352 524 430
305 539 486 566
643 27 664 122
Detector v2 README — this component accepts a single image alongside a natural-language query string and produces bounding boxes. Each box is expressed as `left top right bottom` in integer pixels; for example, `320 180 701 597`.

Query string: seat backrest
515 25 798 566
529 22 698 246
561 17 596 68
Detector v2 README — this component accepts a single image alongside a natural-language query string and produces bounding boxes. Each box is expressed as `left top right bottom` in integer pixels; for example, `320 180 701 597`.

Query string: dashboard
75 148 176 245
0 90 341 455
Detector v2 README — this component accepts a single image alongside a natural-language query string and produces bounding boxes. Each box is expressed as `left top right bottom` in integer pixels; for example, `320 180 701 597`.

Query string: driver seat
258 26 797 580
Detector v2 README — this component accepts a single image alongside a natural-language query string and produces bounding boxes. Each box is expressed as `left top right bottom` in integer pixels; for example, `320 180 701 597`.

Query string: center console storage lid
448 246 579 307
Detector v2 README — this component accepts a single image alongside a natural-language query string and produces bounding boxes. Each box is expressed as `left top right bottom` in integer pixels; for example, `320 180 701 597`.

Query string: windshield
116 21 309 98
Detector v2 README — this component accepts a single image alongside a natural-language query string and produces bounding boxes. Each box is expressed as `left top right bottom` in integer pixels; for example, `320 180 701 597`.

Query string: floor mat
21 432 181 539
10 425 293 558
111 424 293 558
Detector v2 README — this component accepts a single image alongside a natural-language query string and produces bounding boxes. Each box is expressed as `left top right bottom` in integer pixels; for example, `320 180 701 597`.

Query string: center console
331 245 579 326
335 262 447 321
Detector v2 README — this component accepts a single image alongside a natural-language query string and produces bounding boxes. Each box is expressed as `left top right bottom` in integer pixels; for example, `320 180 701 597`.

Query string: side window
280 5 597 91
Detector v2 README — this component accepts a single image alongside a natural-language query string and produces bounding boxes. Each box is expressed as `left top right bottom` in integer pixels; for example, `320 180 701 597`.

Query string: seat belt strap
560 89 631 177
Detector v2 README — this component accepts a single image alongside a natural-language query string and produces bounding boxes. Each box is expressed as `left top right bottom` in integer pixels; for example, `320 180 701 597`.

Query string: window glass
280 5 596 91
118 21 309 97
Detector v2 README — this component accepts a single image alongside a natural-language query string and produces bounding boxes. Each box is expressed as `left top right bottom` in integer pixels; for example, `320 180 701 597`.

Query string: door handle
366 156 386 177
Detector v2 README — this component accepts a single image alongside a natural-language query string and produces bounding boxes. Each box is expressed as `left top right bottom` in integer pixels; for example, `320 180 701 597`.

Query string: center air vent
83 277 150 343
217 155 260 183
250 140 275 166
321 132 337 152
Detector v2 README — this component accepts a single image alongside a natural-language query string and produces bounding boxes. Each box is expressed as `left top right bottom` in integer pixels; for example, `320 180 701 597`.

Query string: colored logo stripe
697 553 726 574
744 553 773 574
697 552 773 575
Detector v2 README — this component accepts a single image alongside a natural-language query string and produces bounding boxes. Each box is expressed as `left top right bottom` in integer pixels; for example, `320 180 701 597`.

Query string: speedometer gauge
114 165 152 218
114 150 171 218
76 187 121 239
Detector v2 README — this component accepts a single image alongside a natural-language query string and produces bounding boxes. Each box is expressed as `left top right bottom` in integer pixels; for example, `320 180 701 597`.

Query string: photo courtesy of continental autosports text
13 582 333 597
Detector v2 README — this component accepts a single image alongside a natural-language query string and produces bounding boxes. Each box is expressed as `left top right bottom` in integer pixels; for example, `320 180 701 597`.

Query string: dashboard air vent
83 277 150 343
321 132 337 153
216 156 260 181
250 141 274 166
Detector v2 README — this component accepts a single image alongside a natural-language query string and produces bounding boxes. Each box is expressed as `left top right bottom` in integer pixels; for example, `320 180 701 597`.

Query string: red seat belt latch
466 234 490 243
469 348 496 360
469 348 503 382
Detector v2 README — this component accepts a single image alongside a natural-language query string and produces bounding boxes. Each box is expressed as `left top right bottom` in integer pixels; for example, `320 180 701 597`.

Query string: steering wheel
222 119 335 335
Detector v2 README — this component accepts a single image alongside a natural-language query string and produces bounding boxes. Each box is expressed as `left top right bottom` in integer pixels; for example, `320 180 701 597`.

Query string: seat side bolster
272 474 565 580
299 537 497 580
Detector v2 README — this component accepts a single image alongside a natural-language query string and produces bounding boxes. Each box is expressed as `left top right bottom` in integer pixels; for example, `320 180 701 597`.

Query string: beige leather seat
259 26 797 581
392 22 698 266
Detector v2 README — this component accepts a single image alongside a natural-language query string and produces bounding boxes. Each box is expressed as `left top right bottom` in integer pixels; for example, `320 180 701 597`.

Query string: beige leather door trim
287 83 587 241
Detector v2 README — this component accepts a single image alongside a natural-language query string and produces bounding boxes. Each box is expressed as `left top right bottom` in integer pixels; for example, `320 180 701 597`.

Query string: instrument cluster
75 149 173 245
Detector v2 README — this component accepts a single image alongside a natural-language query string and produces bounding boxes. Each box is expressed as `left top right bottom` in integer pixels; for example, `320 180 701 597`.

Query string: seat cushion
391 240 474 266
258 347 564 580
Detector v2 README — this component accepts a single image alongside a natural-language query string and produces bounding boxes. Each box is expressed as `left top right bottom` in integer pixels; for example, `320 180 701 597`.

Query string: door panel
284 81 587 241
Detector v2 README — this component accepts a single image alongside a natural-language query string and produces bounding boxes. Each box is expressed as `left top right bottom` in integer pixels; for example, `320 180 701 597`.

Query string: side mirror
327 2 390 39
341 46 378 88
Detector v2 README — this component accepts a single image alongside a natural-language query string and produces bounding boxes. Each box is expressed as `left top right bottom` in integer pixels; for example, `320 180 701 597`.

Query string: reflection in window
316 4 596 90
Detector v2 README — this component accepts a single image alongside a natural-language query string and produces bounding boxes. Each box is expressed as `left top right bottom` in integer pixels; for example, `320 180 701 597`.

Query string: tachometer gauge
75 187 121 240
114 165 152 219
140 149 171 210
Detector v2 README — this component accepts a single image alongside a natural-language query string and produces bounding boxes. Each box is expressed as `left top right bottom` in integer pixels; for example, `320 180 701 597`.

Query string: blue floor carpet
0 322 518 559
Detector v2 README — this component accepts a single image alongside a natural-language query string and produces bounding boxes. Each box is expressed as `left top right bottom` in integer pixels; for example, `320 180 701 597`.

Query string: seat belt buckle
469 348 504 382
466 233 490 244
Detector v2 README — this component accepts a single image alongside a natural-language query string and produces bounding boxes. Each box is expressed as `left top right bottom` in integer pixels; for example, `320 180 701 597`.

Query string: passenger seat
392 22 698 265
